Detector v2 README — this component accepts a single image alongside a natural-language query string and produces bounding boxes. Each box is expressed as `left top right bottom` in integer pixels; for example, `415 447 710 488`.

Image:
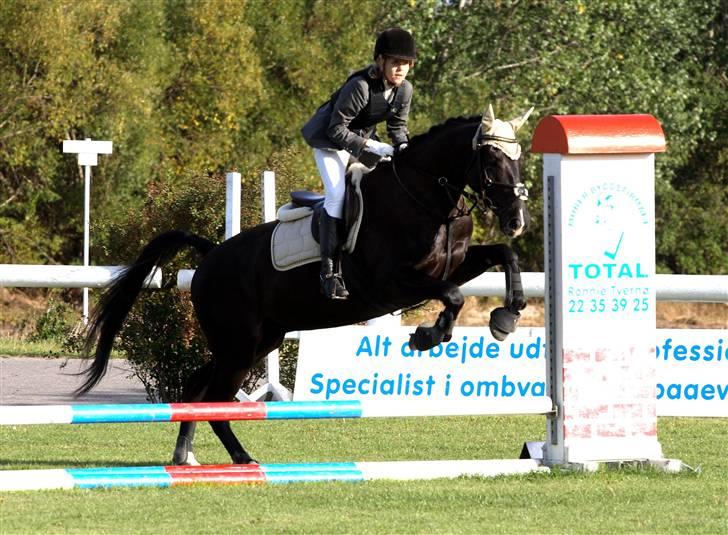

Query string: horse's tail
75 230 215 396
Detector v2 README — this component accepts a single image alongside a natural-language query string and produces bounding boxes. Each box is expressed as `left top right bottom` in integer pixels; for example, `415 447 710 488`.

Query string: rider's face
381 57 411 87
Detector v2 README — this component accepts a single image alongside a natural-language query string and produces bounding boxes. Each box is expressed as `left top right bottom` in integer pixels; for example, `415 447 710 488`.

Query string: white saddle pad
271 164 367 271
271 214 320 271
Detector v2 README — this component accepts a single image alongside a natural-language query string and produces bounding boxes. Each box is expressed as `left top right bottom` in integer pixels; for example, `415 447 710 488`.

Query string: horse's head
470 104 534 238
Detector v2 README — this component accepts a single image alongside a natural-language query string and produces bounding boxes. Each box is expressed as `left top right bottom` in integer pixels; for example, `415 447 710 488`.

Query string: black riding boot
319 212 349 300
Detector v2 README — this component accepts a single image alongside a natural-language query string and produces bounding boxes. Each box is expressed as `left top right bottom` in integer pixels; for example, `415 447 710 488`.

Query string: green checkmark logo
604 232 624 260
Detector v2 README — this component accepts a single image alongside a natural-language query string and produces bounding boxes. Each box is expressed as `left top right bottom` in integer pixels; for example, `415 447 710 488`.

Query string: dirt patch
1 289 725 338
655 302 727 329
0 288 48 337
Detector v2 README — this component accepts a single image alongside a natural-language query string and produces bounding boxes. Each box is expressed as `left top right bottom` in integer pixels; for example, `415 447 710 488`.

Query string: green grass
1 416 726 533
0 338 128 359
0 338 77 358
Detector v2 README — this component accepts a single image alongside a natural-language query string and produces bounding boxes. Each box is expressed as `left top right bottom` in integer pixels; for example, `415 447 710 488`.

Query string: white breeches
314 148 350 218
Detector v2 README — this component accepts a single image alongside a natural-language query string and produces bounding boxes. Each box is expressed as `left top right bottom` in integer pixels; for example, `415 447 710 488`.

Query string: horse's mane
407 115 480 148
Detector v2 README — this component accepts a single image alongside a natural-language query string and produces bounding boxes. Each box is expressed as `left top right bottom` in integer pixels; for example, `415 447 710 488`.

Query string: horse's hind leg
203 363 256 464
198 325 287 464
172 361 213 466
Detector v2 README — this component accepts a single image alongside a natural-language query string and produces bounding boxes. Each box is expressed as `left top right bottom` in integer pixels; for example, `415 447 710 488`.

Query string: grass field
0 299 725 533
1 416 726 533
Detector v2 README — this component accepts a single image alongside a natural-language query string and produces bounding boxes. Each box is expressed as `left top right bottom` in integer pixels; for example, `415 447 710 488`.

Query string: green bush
116 291 207 402
240 340 298 401
279 340 298 393
29 298 74 343
93 170 264 402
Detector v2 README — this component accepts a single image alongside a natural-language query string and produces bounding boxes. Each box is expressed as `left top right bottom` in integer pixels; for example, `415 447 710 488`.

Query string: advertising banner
294 326 727 417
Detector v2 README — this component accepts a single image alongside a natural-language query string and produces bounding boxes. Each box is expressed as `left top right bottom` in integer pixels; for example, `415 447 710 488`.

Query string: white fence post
263 170 276 223
236 170 292 402
62 138 113 324
225 172 241 240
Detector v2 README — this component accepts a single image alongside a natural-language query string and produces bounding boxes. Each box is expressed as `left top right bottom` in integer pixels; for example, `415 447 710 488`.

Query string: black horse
78 105 534 465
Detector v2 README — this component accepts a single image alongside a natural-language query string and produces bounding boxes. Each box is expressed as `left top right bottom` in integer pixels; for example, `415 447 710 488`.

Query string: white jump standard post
62 138 113 324
235 170 292 402
532 115 680 470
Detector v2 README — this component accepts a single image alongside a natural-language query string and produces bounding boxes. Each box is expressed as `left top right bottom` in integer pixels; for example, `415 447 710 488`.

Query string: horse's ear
481 103 496 131
509 106 535 133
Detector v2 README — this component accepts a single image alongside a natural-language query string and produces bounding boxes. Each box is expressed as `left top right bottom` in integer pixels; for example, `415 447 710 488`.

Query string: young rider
301 27 416 300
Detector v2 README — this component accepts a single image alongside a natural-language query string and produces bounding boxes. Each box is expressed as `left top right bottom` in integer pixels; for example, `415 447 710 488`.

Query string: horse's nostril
508 219 522 230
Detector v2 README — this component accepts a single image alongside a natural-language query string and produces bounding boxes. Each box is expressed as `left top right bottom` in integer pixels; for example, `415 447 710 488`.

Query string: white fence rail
3 265 723 303
0 265 162 289
178 269 728 302
459 272 728 302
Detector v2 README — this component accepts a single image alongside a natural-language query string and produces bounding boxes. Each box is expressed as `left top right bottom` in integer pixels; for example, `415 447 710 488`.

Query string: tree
386 0 727 273
0 0 172 264
0 0 724 276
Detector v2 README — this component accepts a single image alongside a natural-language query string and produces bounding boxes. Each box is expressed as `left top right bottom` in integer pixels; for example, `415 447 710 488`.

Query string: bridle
472 133 529 215
387 124 528 284
390 129 528 223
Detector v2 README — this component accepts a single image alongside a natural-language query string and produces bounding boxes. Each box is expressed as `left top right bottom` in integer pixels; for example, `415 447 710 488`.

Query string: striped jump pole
0 460 548 492
0 398 554 426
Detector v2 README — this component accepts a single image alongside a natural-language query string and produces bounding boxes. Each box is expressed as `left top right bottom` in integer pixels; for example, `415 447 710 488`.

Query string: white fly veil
472 104 534 160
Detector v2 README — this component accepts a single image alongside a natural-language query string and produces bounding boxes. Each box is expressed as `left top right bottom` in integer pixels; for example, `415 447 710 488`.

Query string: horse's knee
511 295 527 311
490 243 517 265
444 287 464 309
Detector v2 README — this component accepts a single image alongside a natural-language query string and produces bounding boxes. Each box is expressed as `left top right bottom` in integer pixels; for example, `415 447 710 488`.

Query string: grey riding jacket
301 66 412 158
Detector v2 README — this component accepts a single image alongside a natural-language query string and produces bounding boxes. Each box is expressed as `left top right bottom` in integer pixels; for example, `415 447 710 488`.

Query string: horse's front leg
447 243 526 341
386 272 464 351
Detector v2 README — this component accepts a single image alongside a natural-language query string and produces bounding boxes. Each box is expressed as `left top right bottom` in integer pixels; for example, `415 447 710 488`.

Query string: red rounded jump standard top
531 114 666 155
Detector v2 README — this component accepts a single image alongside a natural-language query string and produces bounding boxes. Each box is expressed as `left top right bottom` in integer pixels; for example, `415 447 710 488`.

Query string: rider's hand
365 139 395 158
395 143 408 154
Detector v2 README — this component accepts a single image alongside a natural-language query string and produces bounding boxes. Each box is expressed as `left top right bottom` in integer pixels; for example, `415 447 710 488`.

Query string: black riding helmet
373 27 416 61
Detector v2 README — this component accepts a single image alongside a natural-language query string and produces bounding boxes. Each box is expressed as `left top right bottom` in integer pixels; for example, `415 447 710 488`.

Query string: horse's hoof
233 452 256 465
490 325 508 342
173 451 201 466
408 326 444 351
489 307 520 341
